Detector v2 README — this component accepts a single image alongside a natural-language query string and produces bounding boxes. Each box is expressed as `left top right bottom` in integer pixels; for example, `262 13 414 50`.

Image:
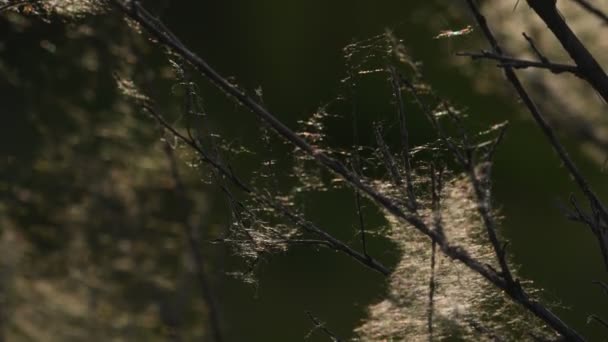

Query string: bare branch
355 189 369 257
522 32 550 64
457 51 582 77
526 0 608 103
427 241 437 342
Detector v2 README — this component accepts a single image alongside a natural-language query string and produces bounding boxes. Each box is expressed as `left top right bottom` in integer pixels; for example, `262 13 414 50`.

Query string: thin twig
588 315 608 330
389 65 417 210
305 311 342 342
457 51 582 77
522 33 550 64
355 190 368 257
374 123 404 188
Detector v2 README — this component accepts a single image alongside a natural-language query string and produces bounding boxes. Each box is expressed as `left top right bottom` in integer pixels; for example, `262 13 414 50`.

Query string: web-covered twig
109 1 586 339
144 104 390 276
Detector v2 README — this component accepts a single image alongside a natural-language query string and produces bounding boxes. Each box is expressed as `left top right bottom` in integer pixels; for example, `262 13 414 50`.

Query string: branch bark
527 0 608 103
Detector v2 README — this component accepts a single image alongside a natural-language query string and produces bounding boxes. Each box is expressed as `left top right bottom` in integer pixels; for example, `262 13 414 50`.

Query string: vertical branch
430 163 444 238
389 66 417 210
428 163 443 341
347 67 369 257
427 241 437 342
355 189 368 257
522 33 549 64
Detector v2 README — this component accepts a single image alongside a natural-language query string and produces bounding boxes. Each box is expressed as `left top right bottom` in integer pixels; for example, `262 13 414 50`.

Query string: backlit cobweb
338 34 555 341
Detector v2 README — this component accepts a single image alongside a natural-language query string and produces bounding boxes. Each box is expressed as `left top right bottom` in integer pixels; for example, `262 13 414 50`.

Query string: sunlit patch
433 25 474 39
42 0 106 17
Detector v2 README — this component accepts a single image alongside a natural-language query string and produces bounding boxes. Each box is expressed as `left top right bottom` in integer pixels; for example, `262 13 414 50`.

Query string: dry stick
112 1 585 340
282 239 335 248
468 0 608 271
162 141 224 342
522 33 550 64
527 0 608 103
144 105 390 276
